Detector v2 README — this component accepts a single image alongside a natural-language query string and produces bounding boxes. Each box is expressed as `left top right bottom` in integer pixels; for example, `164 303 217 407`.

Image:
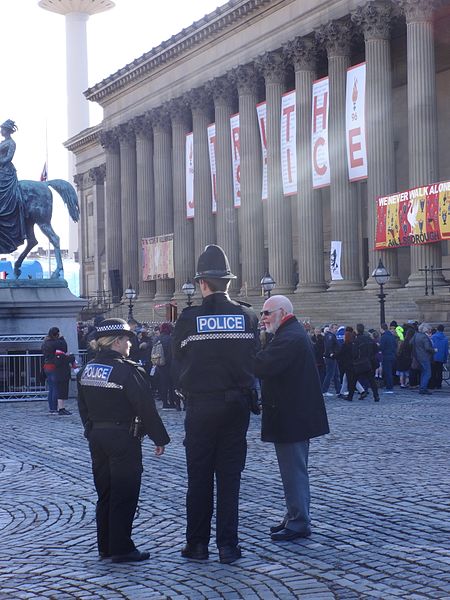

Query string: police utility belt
90 416 143 438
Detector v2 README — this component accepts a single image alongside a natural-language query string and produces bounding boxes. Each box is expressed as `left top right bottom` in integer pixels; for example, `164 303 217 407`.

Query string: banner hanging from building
256 101 268 200
142 234 174 280
311 76 330 189
281 90 297 195
330 241 343 280
207 123 217 214
375 180 450 249
345 62 367 182
185 132 194 219
230 113 241 208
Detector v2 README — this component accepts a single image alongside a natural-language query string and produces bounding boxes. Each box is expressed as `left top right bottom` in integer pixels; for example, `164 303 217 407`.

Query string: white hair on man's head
269 295 293 313
418 322 431 333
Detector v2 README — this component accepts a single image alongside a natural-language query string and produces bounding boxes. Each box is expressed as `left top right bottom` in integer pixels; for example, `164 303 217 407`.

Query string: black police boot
181 543 209 560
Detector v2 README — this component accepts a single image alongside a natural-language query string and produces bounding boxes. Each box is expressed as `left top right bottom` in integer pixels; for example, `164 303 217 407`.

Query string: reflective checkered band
80 379 123 389
180 332 255 348
96 324 130 333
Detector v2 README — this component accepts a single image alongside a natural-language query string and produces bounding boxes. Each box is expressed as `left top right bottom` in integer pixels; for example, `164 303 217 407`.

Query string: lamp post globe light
182 280 195 306
260 271 276 298
372 259 390 326
124 284 137 320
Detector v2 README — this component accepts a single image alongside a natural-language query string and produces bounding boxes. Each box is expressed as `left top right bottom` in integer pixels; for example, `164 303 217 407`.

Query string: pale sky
1 0 225 249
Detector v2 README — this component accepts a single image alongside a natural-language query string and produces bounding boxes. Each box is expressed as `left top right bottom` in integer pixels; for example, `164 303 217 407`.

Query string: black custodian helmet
194 245 237 281
95 318 135 340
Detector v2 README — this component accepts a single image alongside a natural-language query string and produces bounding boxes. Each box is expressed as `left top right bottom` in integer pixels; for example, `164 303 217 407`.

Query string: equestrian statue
0 119 79 279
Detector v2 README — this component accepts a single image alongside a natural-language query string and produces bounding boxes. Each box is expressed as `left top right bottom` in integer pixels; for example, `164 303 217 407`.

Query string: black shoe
111 550 150 563
270 521 286 534
374 397 380 402
58 408 72 416
181 543 209 560
359 391 368 400
419 389 432 395
218 545 242 564
271 528 311 541
99 551 111 559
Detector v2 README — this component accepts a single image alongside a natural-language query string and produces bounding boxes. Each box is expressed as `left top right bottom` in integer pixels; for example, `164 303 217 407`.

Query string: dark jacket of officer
172 292 259 394
78 349 169 446
254 315 330 443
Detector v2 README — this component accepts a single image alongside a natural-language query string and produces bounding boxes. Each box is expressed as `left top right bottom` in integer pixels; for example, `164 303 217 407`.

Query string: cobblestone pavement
0 387 449 600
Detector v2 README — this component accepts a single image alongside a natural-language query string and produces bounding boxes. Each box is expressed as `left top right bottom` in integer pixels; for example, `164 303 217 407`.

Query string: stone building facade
66 0 450 321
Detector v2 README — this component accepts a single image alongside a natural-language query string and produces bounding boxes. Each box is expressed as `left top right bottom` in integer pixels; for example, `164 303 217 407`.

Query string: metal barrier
0 351 88 402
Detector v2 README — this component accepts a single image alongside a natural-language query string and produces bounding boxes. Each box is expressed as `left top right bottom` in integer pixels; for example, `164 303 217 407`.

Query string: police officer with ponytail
77 318 170 563
173 245 259 565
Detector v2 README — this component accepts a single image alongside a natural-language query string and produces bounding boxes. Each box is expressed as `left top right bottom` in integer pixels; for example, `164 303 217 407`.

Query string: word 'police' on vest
82 364 113 382
196 315 245 333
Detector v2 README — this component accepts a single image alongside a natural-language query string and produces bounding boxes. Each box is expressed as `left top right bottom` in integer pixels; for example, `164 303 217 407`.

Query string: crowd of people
308 319 448 399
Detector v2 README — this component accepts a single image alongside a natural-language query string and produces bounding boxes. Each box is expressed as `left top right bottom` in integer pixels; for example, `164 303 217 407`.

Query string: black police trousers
184 391 250 549
88 427 143 556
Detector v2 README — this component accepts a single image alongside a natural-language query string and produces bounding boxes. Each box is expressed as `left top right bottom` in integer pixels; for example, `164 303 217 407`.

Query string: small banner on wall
185 132 194 219
142 234 174 281
229 113 241 208
330 241 343 280
345 62 367 181
281 90 297 195
375 180 450 249
311 76 330 189
207 123 217 214
256 101 268 201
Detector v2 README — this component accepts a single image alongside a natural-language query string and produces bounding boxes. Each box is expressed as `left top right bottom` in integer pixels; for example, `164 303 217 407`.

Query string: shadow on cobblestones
0 389 449 599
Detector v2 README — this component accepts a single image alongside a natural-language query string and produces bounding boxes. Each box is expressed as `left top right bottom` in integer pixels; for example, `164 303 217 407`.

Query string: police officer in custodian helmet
77 318 170 563
173 245 259 564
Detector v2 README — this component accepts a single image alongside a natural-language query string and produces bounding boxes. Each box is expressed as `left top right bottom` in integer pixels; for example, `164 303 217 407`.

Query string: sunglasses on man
260 307 283 317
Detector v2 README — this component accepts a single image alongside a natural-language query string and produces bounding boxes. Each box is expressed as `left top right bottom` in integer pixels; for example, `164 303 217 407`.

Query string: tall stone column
317 20 362 290
401 0 442 286
285 37 326 293
185 88 216 261
152 108 175 301
73 173 87 295
118 123 139 295
207 76 240 293
88 165 106 294
257 50 294 294
352 1 400 289
230 64 265 296
167 99 195 302
99 129 123 302
133 114 156 301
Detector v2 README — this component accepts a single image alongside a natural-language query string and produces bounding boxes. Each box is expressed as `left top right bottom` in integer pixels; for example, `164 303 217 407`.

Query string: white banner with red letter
345 62 367 181
185 132 194 219
207 123 217 214
230 113 241 208
280 90 297 195
311 76 330 189
256 102 268 201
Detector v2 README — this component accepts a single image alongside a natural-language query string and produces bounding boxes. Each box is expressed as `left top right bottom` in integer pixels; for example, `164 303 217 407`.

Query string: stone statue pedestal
0 280 85 353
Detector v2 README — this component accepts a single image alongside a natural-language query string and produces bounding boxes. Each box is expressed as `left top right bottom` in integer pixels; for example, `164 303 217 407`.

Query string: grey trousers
274 440 311 533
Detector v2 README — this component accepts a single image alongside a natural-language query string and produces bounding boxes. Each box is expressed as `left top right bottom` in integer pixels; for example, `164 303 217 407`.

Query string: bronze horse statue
14 179 79 279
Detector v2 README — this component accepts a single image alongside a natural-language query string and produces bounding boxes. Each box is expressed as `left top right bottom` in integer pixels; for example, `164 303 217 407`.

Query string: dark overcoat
254 316 330 443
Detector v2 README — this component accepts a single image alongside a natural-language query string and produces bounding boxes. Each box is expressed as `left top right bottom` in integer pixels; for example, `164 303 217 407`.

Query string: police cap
194 245 236 281
95 318 135 340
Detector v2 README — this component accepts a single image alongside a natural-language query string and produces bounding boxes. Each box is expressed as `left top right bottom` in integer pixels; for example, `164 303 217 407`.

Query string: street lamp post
372 259 390 326
182 280 195 307
260 271 276 298
124 283 137 321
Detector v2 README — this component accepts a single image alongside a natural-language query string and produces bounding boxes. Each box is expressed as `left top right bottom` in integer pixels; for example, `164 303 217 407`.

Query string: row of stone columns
92 0 440 302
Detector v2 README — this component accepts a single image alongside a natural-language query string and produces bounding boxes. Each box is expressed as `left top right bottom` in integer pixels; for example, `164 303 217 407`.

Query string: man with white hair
254 295 329 541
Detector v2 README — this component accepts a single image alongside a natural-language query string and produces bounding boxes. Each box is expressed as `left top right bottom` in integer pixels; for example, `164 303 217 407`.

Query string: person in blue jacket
379 323 398 393
431 325 448 389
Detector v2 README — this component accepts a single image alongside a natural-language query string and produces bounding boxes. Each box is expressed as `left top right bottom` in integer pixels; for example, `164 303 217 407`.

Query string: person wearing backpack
154 322 177 409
